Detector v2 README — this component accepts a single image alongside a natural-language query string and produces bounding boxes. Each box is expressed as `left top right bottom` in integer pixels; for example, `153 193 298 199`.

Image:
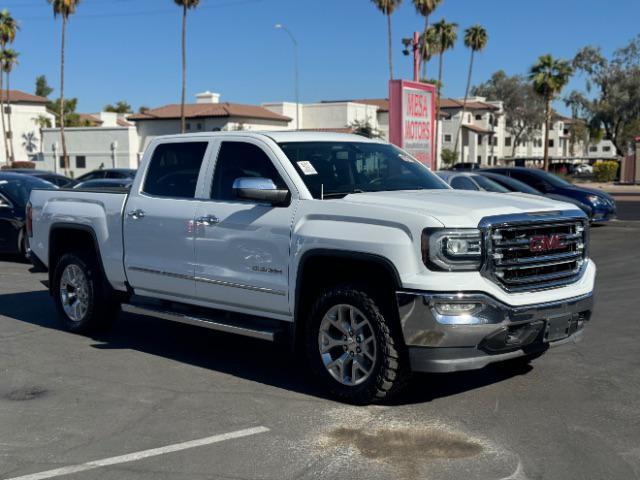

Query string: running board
121 303 281 342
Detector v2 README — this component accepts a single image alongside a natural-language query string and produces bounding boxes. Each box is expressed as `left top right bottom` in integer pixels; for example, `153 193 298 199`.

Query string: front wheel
53 252 117 333
305 285 409 404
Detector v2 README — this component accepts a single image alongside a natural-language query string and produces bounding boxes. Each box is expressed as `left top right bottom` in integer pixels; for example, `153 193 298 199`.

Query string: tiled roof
0 90 48 104
463 124 494 134
78 114 102 126
440 98 499 111
117 118 133 127
128 102 291 122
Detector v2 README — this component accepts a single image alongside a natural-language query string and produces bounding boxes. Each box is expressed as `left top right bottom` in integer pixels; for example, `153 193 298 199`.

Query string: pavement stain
325 425 483 478
5 386 47 401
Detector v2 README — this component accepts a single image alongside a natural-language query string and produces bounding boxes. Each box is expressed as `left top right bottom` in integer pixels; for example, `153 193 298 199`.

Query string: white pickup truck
27 132 595 403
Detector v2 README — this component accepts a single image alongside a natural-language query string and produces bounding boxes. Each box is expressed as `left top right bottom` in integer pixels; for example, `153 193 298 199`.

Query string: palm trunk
434 52 444 167
453 49 475 160
387 13 393 81
543 98 551 171
6 73 15 163
0 72 9 166
421 15 429 80
60 15 69 175
180 5 187 134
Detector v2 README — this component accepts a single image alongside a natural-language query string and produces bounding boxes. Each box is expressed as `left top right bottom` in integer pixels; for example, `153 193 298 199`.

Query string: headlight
587 195 603 206
422 229 483 271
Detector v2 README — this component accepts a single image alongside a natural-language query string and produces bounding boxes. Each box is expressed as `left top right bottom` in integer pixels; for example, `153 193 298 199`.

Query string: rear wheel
17 228 28 260
305 284 409 404
53 251 117 333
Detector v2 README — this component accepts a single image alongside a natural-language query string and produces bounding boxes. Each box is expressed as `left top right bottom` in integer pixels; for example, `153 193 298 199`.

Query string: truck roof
153 131 384 144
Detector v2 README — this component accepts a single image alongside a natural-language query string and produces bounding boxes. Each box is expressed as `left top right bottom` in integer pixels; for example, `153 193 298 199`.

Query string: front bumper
397 291 593 373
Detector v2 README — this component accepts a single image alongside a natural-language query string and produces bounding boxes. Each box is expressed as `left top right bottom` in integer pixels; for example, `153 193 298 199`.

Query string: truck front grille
485 218 588 292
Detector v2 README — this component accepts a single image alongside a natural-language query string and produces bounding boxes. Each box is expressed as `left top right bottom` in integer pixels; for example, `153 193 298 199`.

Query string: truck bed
29 188 129 292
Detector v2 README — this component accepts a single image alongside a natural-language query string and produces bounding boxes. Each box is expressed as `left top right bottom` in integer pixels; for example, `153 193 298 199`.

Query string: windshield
471 175 510 193
0 176 56 206
533 170 573 187
278 142 449 199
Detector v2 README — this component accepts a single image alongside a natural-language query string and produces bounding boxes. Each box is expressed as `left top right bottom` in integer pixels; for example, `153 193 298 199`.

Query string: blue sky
4 0 640 114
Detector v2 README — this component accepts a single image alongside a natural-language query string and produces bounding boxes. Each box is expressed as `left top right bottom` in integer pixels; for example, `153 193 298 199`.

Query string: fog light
434 302 481 316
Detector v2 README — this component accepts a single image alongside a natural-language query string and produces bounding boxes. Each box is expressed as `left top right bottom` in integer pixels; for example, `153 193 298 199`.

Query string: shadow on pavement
0 289 533 406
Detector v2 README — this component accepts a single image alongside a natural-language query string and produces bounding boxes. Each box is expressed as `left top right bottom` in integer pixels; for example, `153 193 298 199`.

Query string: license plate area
544 315 572 342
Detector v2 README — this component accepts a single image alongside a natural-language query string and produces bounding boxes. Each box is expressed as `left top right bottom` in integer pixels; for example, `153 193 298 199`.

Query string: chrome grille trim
479 211 589 292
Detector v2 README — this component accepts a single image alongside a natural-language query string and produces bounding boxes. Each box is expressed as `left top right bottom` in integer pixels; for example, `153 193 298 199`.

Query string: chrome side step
121 303 279 341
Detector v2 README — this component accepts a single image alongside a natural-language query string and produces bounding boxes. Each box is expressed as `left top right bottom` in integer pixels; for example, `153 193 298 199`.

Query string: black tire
305 284 410 404
17 228 29 260
52 251 118 333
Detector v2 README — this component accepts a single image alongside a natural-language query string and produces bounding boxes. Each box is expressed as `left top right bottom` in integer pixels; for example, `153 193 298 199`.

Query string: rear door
123 139 211 300
192 138 297 318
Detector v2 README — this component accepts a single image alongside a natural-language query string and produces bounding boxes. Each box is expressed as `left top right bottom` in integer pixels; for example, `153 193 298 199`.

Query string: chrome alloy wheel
59 264 90 322
318 304 377 386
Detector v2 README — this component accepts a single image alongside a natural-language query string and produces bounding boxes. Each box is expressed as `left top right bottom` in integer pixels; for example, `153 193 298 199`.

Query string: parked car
28 132 594 404
485 167 616 222
65 168 136 188
0 172 57 257
476 171 593 218
447 162 481 171
573 164 593 175
73 178 133 190
7 169 71 187
436 171 510 193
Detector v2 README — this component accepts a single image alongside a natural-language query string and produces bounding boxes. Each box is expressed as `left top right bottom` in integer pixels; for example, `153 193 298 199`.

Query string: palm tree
370 0 403 81
174 0 200 134
453 25 488 160
431 19 457 163
0 9 18 165
48 0 81 175
411 0 442 79
1 48 19 163
529 54 573 171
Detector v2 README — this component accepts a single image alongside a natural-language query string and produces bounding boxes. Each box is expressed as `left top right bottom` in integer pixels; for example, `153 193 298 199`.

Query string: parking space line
4 426 270 480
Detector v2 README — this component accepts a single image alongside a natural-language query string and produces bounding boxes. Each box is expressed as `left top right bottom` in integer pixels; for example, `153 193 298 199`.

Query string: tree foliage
472 71 545 156
47 97 82 127
35 75 53 98
568 35 640 156
349 119 382 139
104 101 132 114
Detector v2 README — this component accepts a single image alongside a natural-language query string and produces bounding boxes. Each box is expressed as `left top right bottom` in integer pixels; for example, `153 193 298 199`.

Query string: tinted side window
450 176 479 191
211 142 286 200
143 142 208 198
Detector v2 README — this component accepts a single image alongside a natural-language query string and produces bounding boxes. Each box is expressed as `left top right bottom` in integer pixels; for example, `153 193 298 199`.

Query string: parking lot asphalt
1 216 640 479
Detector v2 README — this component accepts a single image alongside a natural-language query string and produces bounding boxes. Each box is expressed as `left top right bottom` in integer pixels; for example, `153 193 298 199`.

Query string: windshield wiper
321 189 364 199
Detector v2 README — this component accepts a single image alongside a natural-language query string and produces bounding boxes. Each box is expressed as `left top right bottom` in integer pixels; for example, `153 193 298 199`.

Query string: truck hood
341 190 583 227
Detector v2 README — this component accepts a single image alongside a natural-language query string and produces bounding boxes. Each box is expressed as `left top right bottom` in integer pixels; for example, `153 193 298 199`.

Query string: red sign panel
389 80 436 169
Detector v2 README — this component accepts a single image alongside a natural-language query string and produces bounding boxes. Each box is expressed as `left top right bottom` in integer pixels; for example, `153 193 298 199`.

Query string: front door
124 140 210 300
193 139 296 318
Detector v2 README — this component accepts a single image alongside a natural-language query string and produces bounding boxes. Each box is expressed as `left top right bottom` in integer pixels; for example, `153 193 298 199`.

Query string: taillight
26 202 33 238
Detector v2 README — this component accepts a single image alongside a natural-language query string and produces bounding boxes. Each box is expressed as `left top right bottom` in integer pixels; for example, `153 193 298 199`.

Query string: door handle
127 209 145 219
195 214 220 226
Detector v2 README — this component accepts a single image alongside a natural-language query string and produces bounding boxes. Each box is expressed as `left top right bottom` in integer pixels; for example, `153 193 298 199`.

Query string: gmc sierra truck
27 132 595 403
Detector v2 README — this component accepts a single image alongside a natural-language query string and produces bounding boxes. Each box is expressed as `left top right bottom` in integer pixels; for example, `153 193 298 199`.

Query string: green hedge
593 160 618 182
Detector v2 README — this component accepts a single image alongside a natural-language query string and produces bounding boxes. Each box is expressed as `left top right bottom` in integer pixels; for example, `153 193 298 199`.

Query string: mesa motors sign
389 80 436 168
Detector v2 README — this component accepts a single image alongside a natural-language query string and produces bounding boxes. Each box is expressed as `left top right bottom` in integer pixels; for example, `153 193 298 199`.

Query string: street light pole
275 24 300 130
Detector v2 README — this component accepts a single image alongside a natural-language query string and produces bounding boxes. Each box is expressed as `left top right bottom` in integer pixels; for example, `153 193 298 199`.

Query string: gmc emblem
530 234 566 253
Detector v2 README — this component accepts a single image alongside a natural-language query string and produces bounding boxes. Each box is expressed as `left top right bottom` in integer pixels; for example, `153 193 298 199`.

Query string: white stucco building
41 112 139 178
129 92 292 153
0 90 55 165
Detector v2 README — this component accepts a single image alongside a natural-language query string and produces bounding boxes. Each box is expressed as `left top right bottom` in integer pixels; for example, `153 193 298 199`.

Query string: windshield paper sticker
297 161 318 175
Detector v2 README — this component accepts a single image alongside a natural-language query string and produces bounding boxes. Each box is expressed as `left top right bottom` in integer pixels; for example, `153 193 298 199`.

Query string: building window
197 123 203 131
477 155 482 162
492 137 498 146
186 122 191 131
563 128 569 135
444 134 452 142
603 146 611 152
548 139 555 147
76 156 86 169
59 156 65 168
475 114 482 121
589 146 598 152
505 137 512 147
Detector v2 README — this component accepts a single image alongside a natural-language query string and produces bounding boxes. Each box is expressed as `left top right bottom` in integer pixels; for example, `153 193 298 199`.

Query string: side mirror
232 177 290 206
